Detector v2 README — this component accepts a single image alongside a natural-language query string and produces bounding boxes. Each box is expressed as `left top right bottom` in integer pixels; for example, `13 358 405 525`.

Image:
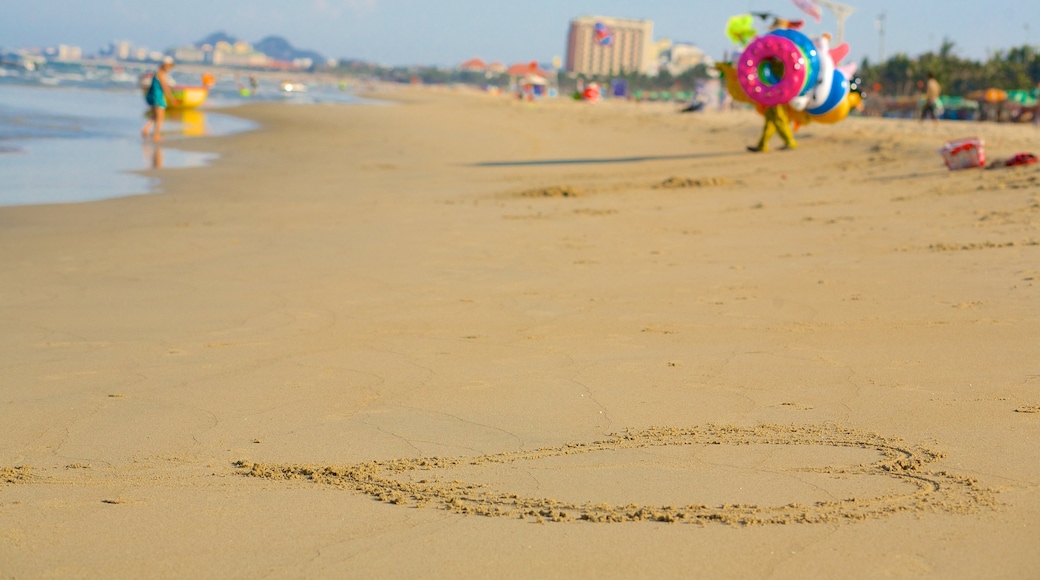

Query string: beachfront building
97 41 162 62
565 16 656 76
171 40 270 67
48 45 83 62
207 41 270 67
459 58 507 76
658 41 712 76
459 58 489 73
172 46 207 64
110 41 133 61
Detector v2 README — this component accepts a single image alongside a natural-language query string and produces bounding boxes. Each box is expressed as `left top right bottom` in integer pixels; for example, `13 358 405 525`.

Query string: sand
1 88 1039 578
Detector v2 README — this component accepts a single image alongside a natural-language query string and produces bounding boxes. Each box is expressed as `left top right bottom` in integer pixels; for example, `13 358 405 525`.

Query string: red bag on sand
1002 153 1038 167
939 138 985 170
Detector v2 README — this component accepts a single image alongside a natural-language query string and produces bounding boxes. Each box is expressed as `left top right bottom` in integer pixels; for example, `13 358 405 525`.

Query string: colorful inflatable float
718 19 863 128
140 73 216 110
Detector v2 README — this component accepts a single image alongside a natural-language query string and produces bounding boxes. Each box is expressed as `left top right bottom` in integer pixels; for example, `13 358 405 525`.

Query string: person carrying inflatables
748 105 797 153
723 18 862 151
141 57 180 142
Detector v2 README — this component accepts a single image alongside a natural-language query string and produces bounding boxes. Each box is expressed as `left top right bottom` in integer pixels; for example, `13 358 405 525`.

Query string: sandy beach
2 89 1039 577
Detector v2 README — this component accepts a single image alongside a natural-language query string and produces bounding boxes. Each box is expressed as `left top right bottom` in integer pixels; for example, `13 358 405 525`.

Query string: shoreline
1 88 1039 577
0 83 259 207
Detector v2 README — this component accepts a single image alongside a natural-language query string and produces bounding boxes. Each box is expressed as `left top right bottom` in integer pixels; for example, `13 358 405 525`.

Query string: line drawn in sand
236 424 996 526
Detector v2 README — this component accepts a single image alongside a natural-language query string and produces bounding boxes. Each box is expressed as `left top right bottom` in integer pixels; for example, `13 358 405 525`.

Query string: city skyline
2 1 1039 68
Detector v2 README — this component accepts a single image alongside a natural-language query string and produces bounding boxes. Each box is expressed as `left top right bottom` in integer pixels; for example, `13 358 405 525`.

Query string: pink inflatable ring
737 35 808 107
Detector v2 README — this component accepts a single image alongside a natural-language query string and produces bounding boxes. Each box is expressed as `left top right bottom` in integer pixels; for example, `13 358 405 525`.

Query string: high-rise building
566 16 656 76
172 46 207 63
54 45 83 62
117 41 133 61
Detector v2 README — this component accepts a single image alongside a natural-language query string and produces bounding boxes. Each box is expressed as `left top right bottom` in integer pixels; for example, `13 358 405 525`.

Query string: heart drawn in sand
236 424 995 526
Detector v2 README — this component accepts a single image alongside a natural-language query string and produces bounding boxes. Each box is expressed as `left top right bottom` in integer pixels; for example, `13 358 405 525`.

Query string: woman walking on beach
141 57 179 142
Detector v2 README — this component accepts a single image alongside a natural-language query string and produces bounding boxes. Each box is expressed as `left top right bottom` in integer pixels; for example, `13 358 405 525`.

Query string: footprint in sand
0 466 33 485
927 240 1040 252
514 186 583 198
653 176 734 189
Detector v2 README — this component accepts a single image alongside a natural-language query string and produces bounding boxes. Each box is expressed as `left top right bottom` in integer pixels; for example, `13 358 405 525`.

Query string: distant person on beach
141 56 180 142
921 72 942 123
1034 82 1040 127
747 105 797 153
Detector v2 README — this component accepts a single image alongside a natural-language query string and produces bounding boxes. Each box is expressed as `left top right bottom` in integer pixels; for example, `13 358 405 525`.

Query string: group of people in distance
135 53 1036 151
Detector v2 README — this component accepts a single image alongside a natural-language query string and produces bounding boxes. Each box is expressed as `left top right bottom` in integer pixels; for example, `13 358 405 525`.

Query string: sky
2 1 1039 67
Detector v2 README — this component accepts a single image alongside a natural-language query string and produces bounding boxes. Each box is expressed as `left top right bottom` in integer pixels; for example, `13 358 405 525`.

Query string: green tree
860 42 1040 96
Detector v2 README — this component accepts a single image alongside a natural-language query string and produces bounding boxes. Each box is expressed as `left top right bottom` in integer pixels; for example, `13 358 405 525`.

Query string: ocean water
0 63 364 207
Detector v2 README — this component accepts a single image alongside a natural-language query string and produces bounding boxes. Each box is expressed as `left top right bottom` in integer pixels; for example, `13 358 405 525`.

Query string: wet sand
1 88 1039 577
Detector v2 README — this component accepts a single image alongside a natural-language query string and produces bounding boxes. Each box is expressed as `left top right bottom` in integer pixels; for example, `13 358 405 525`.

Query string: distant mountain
253 36 324 63
196 31 239 47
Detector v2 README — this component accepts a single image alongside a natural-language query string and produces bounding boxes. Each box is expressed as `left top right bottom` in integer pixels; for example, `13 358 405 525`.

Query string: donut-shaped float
737 35 809 107
807 69 850 116
806 35 835 110
768 29 820 96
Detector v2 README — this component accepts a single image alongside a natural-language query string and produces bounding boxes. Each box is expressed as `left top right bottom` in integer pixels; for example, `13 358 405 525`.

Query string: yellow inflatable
140 73 211 110
168 86 209 110
811 92 862 124
717 62 755 106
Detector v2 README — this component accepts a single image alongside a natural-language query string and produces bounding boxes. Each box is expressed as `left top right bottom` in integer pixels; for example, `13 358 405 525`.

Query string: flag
790 0 823 23
594 22 614 47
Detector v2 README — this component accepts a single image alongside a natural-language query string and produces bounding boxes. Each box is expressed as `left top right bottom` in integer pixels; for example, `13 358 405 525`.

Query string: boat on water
139 73 214 109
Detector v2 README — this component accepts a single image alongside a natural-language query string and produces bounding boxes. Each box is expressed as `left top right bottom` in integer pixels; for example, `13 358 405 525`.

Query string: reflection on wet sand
142 108 212 169
143 108 209 140
165 109 207 137
142 107 221 168
142 144 164 169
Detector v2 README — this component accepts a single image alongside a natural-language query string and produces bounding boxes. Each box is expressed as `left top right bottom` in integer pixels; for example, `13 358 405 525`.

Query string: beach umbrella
966 89 1008 103
1006 90 1034 105
985 88 1008 103
790 0 823 23
725 14 757 46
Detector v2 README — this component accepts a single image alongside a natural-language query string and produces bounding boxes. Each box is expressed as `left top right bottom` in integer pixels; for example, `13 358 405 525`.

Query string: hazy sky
2 1 1038 67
